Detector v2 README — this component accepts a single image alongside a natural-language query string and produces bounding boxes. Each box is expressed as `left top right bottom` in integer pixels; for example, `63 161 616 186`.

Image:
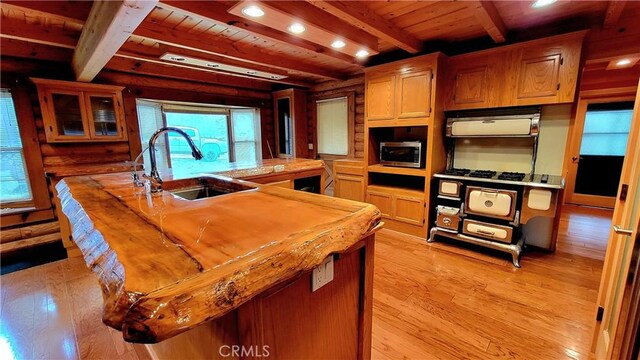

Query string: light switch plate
311 255 334 292
308 143 314 150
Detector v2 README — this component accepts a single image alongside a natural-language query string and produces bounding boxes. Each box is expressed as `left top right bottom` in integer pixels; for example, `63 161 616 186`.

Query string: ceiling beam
72 0 158 82
468 1 507 43
0 26 285 90
159 1 358 64
133 22 346 80
305 1 422 54
0 1 90 24
603 1 627 29
0 1 346 81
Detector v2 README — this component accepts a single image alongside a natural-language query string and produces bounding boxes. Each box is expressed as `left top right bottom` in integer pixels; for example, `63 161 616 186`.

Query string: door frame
591 82 640 359
564 87 637 208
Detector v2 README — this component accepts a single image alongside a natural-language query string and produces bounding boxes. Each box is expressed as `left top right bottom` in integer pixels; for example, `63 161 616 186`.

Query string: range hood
446 110 540 138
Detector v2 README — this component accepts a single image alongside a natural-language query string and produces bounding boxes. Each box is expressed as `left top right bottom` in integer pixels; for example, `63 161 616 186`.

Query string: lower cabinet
265 179 293 189
333 160 365 202
366 185 425 226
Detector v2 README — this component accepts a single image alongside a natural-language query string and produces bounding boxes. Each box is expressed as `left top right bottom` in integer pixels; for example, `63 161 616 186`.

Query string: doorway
566 95 635 208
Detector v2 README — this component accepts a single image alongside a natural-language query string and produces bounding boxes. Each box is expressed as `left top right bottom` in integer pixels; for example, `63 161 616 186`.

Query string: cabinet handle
613 225 633 236
49 126 53 132
557 83 560 90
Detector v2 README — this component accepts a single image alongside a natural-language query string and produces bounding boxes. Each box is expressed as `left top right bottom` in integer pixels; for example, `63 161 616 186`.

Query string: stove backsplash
451 104 571 176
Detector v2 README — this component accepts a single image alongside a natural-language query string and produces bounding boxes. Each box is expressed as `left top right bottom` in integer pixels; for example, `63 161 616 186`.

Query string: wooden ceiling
0 1 638 90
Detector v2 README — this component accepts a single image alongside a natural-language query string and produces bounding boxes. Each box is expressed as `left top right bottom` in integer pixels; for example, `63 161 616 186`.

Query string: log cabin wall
0 59 275 257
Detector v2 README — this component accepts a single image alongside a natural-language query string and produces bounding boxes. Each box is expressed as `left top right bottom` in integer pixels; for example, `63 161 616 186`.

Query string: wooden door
396 70 431 119
452 66 488 106
515 47 562 102
592 82 640 359
564 92 636 208
335 175 364 202
366 75 395 120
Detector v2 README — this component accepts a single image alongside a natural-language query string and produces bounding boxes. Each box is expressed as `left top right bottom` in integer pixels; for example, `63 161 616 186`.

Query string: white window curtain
317 97 348 156
135 100 168 171
0 89 32 203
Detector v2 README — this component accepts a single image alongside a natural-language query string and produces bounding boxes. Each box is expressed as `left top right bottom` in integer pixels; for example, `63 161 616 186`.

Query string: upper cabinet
444 31 586 110
365 54 439 126
273 89 308 158
32 78 127 142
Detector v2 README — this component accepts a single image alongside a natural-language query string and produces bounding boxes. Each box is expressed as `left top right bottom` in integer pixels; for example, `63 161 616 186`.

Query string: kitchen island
56 158 382 359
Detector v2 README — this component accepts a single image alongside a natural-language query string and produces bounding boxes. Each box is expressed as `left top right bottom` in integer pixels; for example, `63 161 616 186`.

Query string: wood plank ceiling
0 0 636 90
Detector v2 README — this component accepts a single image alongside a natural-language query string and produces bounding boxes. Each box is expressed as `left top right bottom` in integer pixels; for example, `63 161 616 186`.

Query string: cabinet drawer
463 219 513 244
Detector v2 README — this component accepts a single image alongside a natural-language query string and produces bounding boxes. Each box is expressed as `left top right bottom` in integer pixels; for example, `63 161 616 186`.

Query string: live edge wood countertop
55 158 382 344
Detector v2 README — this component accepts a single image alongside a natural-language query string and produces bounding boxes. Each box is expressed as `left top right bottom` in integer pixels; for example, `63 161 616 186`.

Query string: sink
164 176 256 201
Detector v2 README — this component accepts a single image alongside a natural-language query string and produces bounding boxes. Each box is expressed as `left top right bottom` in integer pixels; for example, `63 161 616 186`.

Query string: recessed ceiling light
241 5 264 18
287 22 306 34
532 0 557 8
170 56 186 61
355 50 369 58
331 39 346 49
616 59 632 66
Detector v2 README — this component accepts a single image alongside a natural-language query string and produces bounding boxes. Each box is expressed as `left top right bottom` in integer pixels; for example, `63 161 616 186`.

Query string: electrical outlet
308 143 314 150
311 255 334 292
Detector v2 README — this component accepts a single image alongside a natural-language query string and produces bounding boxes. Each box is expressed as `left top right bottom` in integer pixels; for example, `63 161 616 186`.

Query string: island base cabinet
145 236 375 360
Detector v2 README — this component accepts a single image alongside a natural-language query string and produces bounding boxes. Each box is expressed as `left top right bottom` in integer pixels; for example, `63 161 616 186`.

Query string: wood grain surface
56 159 381 343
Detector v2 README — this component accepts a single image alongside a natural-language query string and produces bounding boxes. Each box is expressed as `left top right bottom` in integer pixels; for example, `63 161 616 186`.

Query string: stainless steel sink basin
165 176 256 201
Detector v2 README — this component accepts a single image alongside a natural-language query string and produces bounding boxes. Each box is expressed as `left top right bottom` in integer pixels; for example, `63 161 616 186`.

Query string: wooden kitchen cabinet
366 74 396 120
366 185 425 226
397 70 432 119
365 54 440 126
32 78 127 142
334 160 365 202
443 31 586 110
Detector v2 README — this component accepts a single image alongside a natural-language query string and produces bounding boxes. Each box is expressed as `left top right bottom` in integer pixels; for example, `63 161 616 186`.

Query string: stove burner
498 172 526 181
444 168 471 176
468 170 497 179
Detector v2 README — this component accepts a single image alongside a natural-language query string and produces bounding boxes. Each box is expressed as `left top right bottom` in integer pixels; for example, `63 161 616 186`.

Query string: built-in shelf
368 164 426 177
367 119 430 128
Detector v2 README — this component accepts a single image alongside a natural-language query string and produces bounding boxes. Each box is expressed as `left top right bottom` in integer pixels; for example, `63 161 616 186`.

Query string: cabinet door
516 51 562 101
452 66 488 105
85 92 127 140
366 190 393 218
397 70 432 119
334 175 364 202
394 195 424 226
43 89 91 141
366 75 396 120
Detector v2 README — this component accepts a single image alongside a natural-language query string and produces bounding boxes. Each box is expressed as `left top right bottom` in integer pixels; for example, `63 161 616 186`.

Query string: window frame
0 82 51 212
313 91 355 159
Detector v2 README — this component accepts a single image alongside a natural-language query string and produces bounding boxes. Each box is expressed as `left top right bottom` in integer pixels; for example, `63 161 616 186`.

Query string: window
0 89 32 204
316 96 351 156
135 100 261 173
580 102 634 157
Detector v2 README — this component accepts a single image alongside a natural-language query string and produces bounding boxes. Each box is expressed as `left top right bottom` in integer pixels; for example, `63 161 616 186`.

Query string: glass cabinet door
86 93 126 140
49 91 90 139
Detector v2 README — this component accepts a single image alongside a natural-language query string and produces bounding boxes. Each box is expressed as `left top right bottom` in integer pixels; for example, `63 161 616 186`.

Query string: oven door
465 186 517 221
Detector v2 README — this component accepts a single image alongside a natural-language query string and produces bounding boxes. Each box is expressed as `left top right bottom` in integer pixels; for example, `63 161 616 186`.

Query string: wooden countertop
56 158 381 343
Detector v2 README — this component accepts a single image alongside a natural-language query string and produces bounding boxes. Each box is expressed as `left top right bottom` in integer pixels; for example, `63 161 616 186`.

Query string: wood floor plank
0 205 607 359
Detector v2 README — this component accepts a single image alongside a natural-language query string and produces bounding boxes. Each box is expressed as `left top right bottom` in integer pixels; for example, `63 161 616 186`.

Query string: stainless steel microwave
380 141 425 168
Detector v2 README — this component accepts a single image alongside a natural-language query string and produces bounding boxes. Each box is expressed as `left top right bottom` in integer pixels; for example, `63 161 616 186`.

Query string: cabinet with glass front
32 78 127 142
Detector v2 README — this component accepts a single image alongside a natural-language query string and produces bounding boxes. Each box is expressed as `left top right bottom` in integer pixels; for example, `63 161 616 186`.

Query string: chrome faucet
145 127 204 193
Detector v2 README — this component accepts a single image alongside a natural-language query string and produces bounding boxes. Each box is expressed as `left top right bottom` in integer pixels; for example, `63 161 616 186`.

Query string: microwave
380 141 425 168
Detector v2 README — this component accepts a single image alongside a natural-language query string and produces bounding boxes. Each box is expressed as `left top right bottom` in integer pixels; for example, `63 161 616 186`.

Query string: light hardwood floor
0 205 611 359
